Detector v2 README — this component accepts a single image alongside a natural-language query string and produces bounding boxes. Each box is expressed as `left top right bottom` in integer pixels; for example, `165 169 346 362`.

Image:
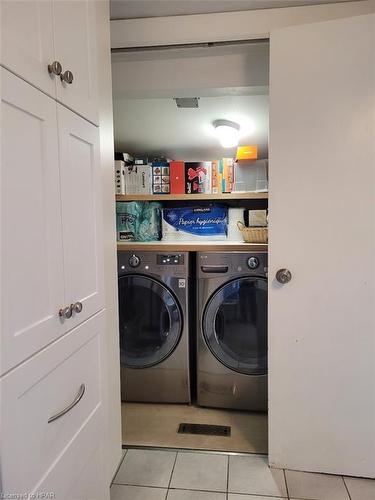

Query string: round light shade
213 119 240 148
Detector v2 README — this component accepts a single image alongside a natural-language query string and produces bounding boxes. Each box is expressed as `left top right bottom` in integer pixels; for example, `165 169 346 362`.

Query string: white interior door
57 105 104 331
0 1 56 97
268 13 375 477
0 68 64 374
53 0 99 125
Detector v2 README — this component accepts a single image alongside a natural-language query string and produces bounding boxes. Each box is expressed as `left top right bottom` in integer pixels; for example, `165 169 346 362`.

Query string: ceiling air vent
174 97 199 108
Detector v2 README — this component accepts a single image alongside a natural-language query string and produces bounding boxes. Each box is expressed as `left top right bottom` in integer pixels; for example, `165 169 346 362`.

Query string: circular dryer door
203 277 267 375
118 275 182 368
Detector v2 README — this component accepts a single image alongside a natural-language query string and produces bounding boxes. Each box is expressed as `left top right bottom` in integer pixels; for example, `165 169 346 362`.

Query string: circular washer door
118 275 182 368
203 277 267 375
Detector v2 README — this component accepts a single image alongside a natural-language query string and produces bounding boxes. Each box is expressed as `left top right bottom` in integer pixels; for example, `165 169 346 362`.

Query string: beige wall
96 0 122 483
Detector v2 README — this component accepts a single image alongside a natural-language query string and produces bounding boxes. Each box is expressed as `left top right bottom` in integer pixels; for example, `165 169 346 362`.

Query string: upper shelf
116 192 268 201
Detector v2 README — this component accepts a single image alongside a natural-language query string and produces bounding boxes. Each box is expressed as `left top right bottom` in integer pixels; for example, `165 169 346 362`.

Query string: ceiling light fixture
213 119 240 148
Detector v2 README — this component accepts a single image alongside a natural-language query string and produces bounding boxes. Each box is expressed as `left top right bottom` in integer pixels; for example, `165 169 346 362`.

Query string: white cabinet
0 0 99 124
58 105 103 331
53 0 99 124
0 1 56 96
0 68 65 374
0 68 103 375
1 311 106 499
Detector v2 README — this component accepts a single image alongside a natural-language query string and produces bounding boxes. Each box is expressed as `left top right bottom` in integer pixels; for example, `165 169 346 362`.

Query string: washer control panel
128 254 140 268
157 254 184 265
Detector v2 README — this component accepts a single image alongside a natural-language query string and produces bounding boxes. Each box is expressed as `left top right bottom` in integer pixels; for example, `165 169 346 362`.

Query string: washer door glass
203 277 267 375
118 275 182 368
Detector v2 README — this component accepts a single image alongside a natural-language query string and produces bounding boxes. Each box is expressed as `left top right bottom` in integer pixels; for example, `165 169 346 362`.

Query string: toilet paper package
228 207 246 241
162 206 228 240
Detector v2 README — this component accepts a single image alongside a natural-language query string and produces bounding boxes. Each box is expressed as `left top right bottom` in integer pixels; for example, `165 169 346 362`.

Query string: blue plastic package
162 206 228 240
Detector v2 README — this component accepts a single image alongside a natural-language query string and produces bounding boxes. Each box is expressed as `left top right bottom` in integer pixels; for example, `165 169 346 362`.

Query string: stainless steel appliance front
197 252 268 411
118 251 190 403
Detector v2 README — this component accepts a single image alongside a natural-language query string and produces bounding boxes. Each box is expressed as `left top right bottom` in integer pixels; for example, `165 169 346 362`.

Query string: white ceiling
110 0 355 20
112 41 270 160
113 94 269 161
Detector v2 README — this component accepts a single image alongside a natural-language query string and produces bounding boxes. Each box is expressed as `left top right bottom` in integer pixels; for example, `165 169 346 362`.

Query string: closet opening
112 39 269 455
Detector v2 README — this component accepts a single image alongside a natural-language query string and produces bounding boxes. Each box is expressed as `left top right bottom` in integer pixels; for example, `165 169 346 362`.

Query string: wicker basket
237 221 268 243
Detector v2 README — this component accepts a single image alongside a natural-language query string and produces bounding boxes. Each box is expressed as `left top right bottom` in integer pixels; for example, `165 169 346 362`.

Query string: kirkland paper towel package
162 206 228 240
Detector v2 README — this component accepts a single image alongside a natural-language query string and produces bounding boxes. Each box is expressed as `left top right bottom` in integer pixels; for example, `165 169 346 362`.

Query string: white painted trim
111 0 375 49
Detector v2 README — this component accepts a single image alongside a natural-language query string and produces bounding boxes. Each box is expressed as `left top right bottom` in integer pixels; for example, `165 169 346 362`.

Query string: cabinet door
0 1 56 97
268 13 375 477
0 68 64 375
57 105 104 331
53 0 99 125
1 312 107 498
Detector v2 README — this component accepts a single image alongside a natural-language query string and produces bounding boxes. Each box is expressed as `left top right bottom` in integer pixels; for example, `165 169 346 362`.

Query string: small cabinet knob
73 301 83 313
48 61 62 76
59 305 73 319
276 269 292 284
60 70 74 84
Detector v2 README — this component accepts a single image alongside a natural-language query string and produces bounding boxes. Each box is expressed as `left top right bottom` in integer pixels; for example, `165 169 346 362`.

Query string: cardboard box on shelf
170 161 185 194
236 145 258 161
152 160 170 194
125 164 152 195
114 160 126 195
211 160 221 194
185 161 212 194
221 158 234 193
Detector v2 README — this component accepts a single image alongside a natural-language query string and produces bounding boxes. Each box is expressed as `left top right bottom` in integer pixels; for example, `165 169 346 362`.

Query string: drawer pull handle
48 383 85 423
201 265 229 274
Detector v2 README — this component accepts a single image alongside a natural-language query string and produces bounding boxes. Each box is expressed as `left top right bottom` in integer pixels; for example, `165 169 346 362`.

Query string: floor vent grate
178 423 231 436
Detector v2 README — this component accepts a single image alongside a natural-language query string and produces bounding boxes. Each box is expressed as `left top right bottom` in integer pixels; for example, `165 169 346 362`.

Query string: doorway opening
111 39 269 455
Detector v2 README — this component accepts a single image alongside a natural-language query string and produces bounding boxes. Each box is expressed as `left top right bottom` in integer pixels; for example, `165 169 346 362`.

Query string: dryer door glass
118 275 182 368
203 277 267 375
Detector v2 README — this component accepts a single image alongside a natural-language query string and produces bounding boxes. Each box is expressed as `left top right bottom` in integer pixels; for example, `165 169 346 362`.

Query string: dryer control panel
157 254 184 265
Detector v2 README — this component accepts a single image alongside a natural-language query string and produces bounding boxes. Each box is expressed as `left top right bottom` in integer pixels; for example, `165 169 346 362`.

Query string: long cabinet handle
48 383 85 423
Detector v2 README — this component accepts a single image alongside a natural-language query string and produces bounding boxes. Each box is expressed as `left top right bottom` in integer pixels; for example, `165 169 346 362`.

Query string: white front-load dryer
197 252 268 411
118 251 190 403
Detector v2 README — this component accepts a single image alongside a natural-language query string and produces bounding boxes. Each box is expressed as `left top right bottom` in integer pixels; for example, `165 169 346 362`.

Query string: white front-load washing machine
118 251 190 403
197 252 268 411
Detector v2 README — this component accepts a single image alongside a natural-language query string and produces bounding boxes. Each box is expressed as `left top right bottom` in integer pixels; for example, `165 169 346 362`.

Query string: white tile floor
111 448 375 500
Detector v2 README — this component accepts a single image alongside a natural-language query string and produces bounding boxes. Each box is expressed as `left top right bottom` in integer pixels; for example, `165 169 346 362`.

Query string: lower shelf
117 241 268 252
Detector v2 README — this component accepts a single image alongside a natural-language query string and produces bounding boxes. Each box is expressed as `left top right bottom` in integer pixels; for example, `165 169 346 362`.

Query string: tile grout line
283 469 290 500
166 450 179 498
226 454 230 500
342 476 352 500
110 449 128 486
